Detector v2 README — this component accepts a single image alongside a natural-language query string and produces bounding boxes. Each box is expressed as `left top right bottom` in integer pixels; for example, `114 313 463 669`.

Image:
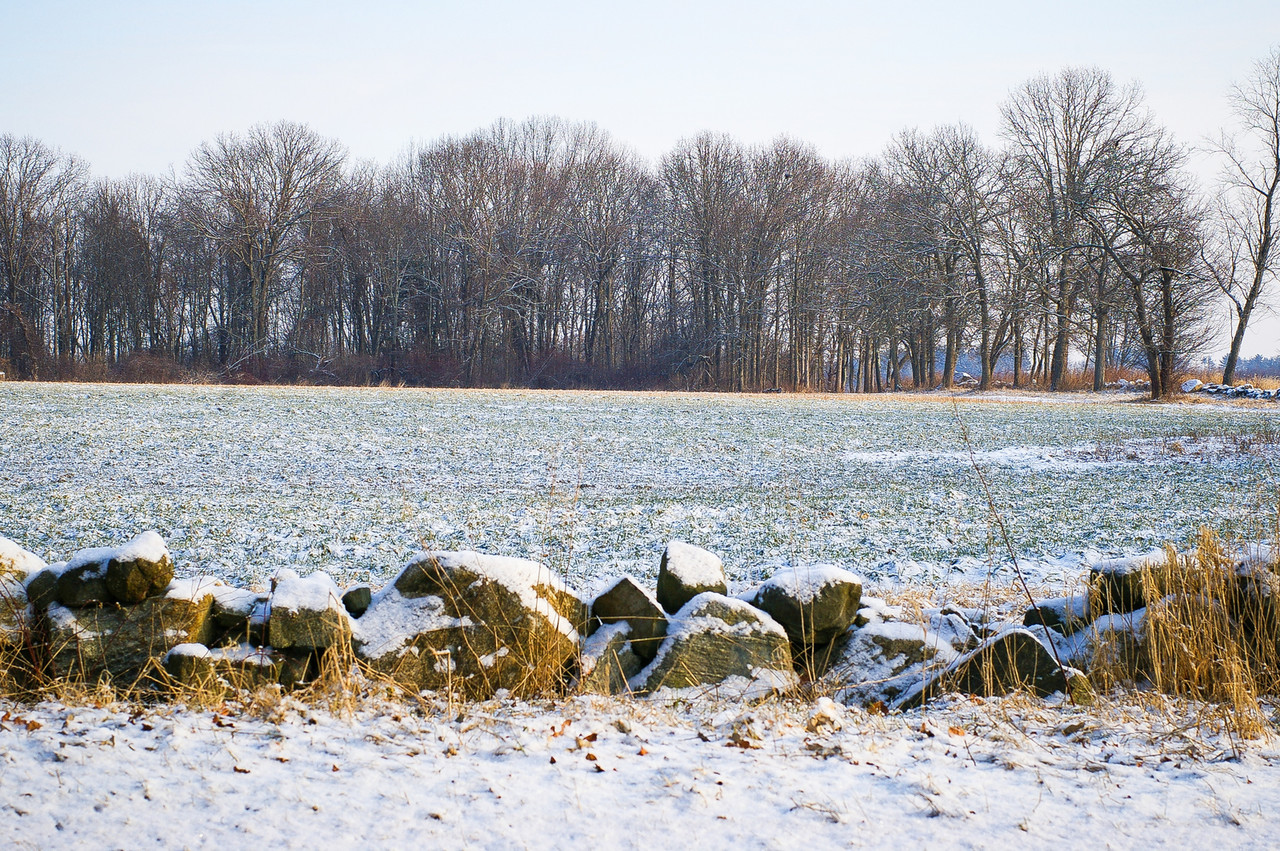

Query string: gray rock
656 541 727 614
23 567 60 610
105 552 174 605
342 584 373 618
897 628 1067 708
823 621 959 706
162 643 217 688
1023 595 1090 636
589 575 668 662
630 592 794 696
209 585 267 646
55 561 112 608
750 564 863 647
357 551 586 699
267 571 353 650
47 582 217 684
1090 551 1166 616
576 621 643 695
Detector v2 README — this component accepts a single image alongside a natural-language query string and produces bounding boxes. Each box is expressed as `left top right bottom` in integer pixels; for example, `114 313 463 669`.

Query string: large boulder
897 627 1067 708
47 578 218 684
104 531 174 604
267 570 352 650
823 621 960 707
55 531 174 607
589 575 668 662
575 621 644 695
355 551 586 699
630 592 795 697
750 564 863 647
656 541 727 614
1090 549 1166 616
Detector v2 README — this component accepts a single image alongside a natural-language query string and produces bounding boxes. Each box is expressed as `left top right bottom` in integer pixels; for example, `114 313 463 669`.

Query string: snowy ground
2 383 1278 597
2 693 1277 849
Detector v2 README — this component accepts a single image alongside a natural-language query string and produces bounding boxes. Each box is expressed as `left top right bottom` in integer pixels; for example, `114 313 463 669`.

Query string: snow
351 586 469 659
163 643 211 663
60 530 170 576
756 563 862 604
2 694 1277 847
0 536 46 578
270 570 342 614
663 540 725 587
113 530 169 564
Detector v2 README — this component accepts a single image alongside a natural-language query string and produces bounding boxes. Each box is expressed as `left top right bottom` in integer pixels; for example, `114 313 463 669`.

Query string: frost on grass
2 383 1277 593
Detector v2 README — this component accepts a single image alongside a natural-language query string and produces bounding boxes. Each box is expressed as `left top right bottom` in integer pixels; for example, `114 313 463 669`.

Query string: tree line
2 55 1278 398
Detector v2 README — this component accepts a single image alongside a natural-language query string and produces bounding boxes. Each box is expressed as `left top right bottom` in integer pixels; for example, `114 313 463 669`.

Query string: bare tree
1209 46 1280 385
183 121 346 370
1001 68 1153 391
0 134 86 378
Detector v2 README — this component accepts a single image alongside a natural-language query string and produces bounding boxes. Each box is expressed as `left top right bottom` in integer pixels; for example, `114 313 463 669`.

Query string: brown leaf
24 720 41 732
949 726 965 737
331 764 340 772
583 732 598 743
233 766 250 774
638 747 648 756
585 752 598 761
549 756 557 764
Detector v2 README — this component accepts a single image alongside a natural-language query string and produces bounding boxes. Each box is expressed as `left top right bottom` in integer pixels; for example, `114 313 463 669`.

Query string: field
2 382 1277 596
4 382 1280 848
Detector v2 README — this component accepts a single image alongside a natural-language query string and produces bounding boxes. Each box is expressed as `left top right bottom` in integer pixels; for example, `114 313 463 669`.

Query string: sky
2 0 1278 358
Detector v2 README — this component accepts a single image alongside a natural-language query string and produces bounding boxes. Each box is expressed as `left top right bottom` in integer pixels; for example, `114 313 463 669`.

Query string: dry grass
1087 529 1280 738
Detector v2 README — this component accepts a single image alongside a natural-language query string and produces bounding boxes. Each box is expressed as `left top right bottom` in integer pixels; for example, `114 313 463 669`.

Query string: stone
209 644 306 691
1023 595 1091 636
750 564 863 648
897 628 1067 708
55 560 112 608
1090 550 1167 616
47 582 217 684
656 540 727 614
576 621 644 695
342 584 373 618
1079 609 1149 681
102 531 174 605
356 551 586 699
630 592 794 696
162 643 217 688
1181 378 1204 393
589 575 667 662
55 532 174 608
23 567 60 610
267 570 352 650
823 621 960 706
208 584 267 646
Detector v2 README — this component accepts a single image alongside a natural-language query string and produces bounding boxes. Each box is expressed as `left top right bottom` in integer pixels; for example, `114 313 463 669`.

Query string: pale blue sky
3 0 1279 354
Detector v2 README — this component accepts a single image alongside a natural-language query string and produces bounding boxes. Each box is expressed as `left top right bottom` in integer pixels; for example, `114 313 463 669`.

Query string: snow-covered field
4 383 1280 847
2 693 1277 848
2 382 1277 595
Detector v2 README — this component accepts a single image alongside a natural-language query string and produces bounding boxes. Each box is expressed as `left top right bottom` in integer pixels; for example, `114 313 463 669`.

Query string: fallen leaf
638 747 648 756
948 726 965 737
233 766 250 775
331 765 340 772
585 752 598 761
549 756 556 764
